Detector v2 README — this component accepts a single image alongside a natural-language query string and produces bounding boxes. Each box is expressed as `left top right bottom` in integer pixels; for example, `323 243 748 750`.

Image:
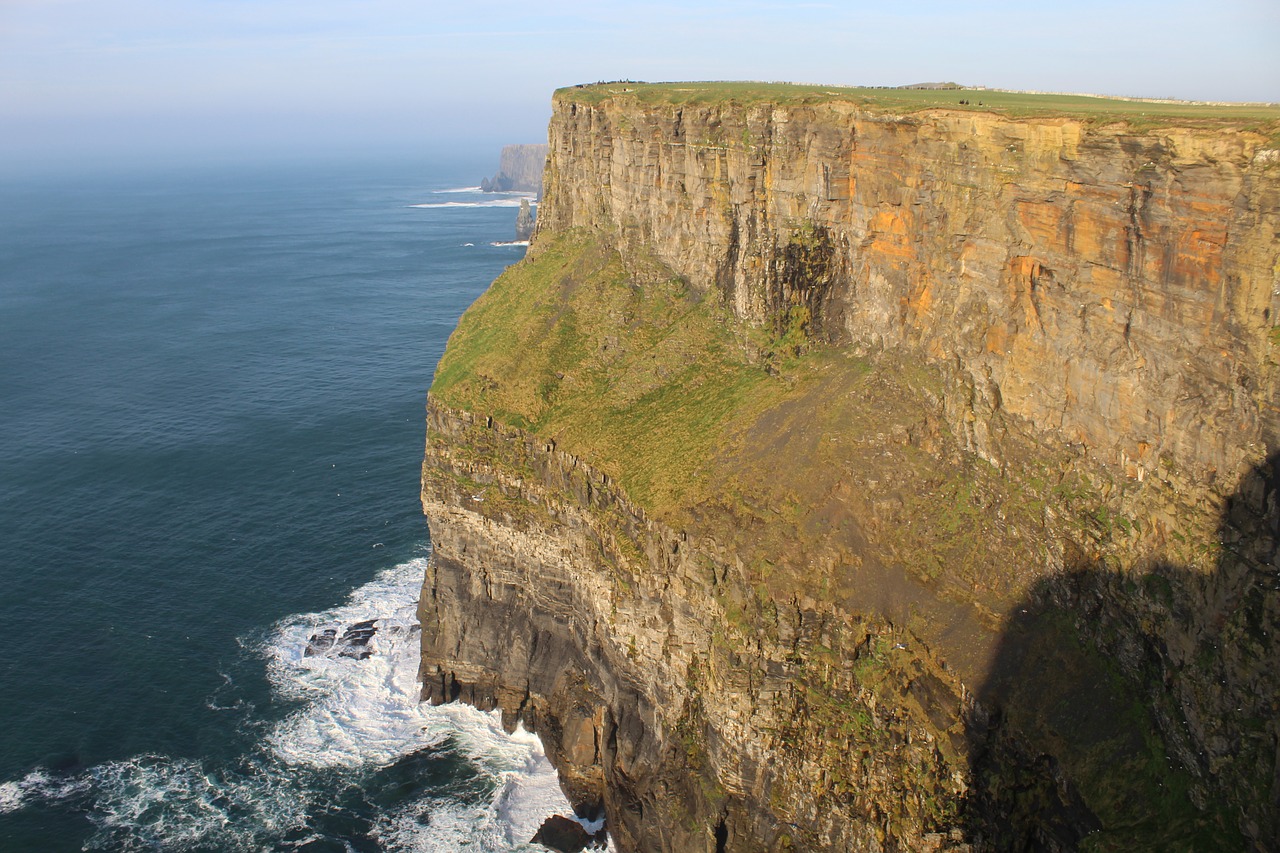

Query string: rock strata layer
421 84 1280 851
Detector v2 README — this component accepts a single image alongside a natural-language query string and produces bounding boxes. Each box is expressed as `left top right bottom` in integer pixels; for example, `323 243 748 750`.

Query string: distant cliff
421 83 1280 851
480 143 548 193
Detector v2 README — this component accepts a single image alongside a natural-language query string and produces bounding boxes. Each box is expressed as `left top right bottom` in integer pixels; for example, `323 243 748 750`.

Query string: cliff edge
421 82 1280 851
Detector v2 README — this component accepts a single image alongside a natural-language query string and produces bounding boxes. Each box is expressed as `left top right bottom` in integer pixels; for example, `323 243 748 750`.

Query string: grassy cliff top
556 81 1280 130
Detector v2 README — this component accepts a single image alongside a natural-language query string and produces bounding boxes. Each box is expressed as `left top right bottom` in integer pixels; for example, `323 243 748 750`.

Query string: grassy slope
431 230 775 515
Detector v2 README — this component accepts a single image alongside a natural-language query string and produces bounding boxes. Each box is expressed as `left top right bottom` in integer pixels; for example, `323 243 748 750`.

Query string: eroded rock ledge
420 403 977 851
421 83 1280 851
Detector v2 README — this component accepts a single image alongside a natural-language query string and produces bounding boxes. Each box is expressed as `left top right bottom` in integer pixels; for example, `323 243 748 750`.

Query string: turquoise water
0 159 566 850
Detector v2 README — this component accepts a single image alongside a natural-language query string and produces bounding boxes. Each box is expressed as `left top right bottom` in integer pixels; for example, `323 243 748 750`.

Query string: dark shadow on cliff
963 452 1279 852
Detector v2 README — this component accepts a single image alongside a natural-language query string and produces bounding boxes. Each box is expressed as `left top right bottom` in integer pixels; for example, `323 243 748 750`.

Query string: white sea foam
0 782 20 813
2 556 594 851
83 755 306 851
374 794 507 852
410 198 538 209
0 769 89 814
433 186 484 193
370 718 606 852
490 240 530 248
262 559 449 769
494 736 577 843
259 558 593 850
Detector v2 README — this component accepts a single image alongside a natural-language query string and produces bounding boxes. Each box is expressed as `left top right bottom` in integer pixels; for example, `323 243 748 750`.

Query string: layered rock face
540 95 1279 495
421 85 1280 851
423 401 987 851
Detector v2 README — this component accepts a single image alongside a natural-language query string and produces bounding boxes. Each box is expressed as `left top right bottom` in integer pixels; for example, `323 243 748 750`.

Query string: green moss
1140 572 1175 606
850 636 890 685
423 464 554 528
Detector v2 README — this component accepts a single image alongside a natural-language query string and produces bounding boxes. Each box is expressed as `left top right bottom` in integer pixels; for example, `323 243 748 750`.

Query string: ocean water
0 157 572 850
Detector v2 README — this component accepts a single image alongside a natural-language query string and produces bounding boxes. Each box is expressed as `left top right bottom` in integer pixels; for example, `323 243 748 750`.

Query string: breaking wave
2 557 588 851
410 198 537 209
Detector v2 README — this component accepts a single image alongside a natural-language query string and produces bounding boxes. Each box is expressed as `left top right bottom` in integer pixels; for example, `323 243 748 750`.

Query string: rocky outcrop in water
421 84 1280 851
306 619 379 660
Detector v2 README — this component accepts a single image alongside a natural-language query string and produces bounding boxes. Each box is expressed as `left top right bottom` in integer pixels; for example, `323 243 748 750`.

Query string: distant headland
479 143 548 193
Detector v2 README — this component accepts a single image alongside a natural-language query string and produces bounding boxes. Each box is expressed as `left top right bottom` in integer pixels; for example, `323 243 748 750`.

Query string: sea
0 154 575 851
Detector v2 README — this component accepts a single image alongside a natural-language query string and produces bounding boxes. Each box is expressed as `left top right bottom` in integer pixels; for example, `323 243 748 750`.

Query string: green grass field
558 81 1280 132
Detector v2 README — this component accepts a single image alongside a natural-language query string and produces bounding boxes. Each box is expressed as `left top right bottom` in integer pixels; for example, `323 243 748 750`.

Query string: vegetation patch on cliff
429 229 1149 626
431 230 779 514
424 230 1244 849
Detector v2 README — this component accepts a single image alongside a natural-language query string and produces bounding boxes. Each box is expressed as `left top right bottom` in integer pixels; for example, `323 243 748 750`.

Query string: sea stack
515 198 535 241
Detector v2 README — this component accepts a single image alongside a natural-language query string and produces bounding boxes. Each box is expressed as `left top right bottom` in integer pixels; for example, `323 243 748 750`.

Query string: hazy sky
3 0 1277 169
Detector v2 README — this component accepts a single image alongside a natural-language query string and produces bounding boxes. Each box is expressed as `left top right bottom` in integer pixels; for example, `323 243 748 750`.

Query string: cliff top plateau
561 80 1280 136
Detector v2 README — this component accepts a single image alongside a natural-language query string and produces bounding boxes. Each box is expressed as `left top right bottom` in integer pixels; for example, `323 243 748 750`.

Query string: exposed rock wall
423 86 1280 851
420 405 975 852
540 96 1279 504
515 198 535 241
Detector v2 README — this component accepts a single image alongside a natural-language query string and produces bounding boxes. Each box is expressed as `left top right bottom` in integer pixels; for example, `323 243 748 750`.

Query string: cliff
481 143 549 193
421 83 1280 851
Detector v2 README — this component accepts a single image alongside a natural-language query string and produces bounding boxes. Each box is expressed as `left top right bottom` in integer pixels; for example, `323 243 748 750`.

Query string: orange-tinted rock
540 95 1279 495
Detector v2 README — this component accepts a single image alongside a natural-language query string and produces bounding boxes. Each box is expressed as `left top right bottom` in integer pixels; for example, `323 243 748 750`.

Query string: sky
2 0 1278 171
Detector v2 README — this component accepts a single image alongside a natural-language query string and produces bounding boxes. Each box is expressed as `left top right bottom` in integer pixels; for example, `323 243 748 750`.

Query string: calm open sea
0 156 567 851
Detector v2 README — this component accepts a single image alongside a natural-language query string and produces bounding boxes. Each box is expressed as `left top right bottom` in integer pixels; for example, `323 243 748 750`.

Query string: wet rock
306 620 379 660
304 628 337 656
530 814 603 852
515 198 535 241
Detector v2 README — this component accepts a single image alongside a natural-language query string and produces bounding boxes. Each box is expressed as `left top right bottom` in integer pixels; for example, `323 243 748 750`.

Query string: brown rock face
422 86 1280 852
515 197 535 241
420 406 975 852
540 96 1279 489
